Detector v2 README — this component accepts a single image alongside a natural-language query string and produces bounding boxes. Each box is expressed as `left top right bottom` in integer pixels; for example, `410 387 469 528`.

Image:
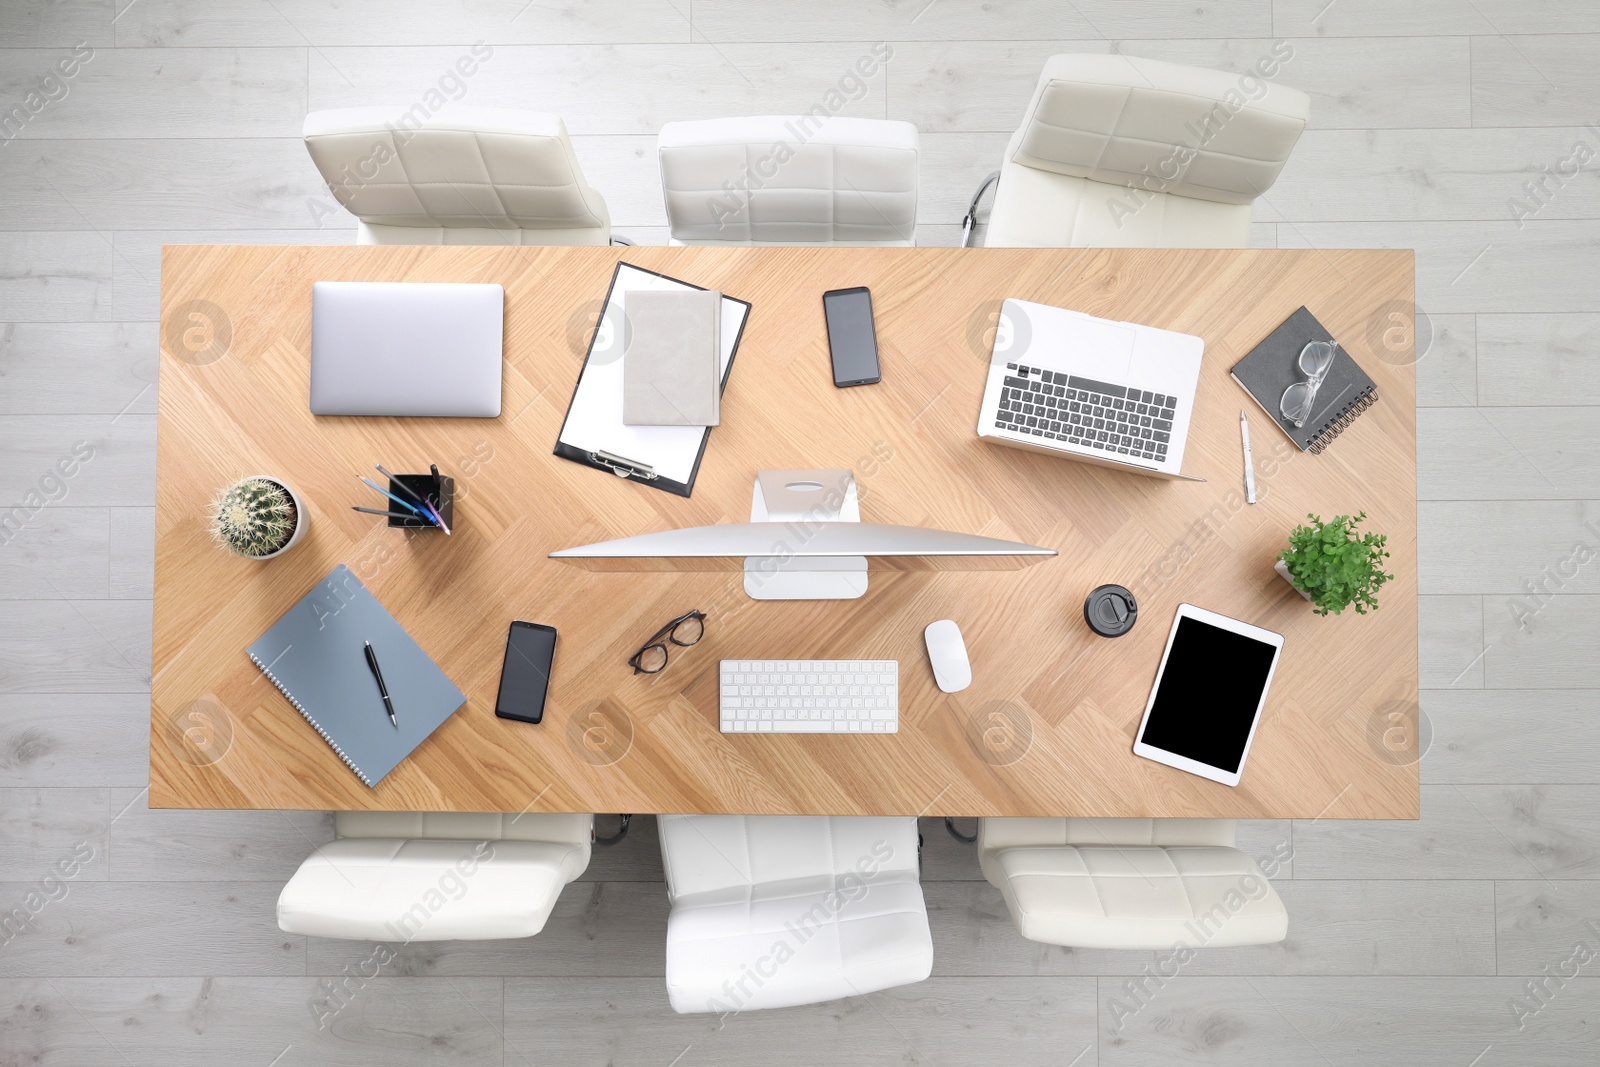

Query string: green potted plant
1276 511 1392 616
210 476 308 559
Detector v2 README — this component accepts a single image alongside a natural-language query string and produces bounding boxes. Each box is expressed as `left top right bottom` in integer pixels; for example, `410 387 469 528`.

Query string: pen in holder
388 472 454 530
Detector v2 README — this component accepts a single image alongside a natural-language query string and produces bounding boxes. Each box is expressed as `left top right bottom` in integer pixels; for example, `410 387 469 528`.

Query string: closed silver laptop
310 282 504 417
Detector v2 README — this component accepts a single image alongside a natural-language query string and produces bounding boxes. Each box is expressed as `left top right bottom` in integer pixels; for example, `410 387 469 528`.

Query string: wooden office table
152 245 1417 820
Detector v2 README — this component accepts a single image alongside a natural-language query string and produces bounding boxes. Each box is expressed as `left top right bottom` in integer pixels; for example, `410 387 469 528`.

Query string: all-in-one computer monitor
550 469 1055 600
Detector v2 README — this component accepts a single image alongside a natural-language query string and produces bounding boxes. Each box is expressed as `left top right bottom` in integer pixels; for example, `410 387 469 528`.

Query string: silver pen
1240 409 1257 504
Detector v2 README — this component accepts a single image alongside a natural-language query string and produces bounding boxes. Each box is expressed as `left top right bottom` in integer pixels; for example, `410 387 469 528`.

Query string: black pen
430 464 446 524
374 465 434 514
364 640 397 727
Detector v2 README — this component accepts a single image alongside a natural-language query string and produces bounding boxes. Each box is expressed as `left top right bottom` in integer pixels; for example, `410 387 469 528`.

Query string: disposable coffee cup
1084 584 1137 638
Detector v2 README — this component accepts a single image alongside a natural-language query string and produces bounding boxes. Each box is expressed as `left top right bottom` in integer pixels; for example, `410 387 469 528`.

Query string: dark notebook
247 564 465 787
1231 306 1378 454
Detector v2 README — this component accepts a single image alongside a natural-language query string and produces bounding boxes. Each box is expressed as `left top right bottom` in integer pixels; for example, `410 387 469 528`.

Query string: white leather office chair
977 818 1287 948
657 116 919 245
964 54 1310 249
277 811 593 941
303 105 613 246
657 815 933 1013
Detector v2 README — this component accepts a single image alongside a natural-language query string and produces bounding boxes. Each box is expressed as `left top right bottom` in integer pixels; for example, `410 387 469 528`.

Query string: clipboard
553 262 750 497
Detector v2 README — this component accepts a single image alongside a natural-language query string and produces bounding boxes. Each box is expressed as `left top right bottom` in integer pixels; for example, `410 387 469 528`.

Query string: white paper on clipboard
558 264 749 486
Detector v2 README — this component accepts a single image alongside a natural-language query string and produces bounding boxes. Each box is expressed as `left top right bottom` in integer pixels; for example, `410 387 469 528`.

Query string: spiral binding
249 651 374 787
1307 389 1379 456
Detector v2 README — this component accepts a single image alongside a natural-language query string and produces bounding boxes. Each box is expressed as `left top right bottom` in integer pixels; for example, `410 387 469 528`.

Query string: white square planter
1275 558 1312 601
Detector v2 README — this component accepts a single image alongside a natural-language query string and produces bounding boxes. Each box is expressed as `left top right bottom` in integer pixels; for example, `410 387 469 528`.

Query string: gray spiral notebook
247 564 465 788
1230 306 1379 454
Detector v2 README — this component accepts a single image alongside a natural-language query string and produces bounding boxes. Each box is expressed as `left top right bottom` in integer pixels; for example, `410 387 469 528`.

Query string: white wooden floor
3 1 1599 1063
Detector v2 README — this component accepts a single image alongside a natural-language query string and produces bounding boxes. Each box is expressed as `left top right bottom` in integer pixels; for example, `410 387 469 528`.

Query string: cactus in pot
211 476 306 559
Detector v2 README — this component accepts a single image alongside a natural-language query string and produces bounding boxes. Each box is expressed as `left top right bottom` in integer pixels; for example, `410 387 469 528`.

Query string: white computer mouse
924 619 972 693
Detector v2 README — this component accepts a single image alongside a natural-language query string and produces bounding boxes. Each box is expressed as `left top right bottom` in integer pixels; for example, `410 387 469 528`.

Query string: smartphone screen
495 621 556 724
823 287 881 387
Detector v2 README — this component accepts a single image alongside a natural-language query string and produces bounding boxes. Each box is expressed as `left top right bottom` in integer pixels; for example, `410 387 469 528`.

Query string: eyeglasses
1280 340 1339 428
628 610 705 674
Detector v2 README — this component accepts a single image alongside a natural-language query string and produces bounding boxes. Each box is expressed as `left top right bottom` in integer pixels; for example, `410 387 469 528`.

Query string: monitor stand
744 469 869 600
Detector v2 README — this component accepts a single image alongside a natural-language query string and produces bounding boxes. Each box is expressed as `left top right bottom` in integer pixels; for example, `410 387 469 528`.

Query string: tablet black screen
1140 616 1279 773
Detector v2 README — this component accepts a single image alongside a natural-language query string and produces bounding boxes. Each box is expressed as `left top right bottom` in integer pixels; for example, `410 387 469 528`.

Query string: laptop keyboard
993 364 1176 462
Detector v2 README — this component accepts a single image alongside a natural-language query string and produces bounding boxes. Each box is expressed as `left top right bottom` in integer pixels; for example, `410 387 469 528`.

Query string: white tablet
1132 604 1284 787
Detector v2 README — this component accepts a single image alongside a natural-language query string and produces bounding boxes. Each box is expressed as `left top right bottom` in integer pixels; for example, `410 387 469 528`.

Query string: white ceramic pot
1274 558 1312 601
239 475 308 560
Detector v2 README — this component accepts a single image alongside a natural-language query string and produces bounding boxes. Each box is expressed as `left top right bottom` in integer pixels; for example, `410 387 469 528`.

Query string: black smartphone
494 621 557 725
823 286 881 387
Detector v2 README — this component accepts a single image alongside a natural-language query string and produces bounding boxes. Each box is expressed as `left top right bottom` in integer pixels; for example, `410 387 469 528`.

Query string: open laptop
310 282 504 417
976 299 1205 480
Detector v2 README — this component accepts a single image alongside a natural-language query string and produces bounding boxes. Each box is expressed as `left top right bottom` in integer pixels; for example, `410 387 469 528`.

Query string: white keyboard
720 660 898 733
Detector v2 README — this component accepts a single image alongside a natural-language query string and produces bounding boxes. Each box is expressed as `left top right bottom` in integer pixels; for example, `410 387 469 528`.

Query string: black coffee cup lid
1084 584 1138 637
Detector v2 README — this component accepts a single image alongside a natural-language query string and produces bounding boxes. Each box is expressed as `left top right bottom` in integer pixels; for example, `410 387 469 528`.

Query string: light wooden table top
152 244 1417 820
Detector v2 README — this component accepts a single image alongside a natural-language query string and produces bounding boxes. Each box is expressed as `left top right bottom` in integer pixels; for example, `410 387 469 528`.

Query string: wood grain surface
151 244 1417 819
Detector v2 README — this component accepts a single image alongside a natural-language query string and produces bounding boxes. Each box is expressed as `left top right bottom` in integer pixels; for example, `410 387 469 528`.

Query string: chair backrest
979 817 1236 853
1008 54 1309 206
657 116 919 245
335 810 592 847
303 105 610 244
658 815 920 899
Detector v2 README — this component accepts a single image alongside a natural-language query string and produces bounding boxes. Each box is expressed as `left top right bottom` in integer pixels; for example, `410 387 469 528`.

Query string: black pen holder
388 473 454 530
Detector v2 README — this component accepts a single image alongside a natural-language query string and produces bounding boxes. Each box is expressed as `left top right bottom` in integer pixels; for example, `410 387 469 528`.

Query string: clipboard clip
592 450 657 481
